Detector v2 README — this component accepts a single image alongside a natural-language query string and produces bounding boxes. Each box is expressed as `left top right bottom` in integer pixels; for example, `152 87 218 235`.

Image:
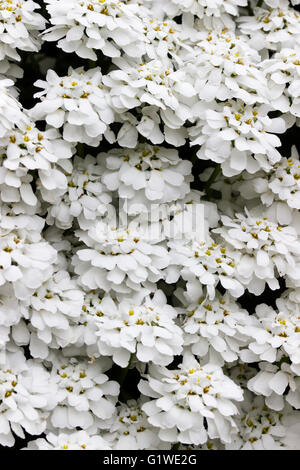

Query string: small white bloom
186 30 268 104
227 395 300 450
246 361 297 411
214 210 300 294
104 398 169 450
0 350 53 447
238 1 300 51
1 120 74 182
100 144 192 215
180 291 256 365
73 218 170 294
90 290 183 367
22 270 84 359
263 47 300 116
30 67 114 146
103 57 196 138
25 429 111 450
233 146 300 225
48 355 119 429
167 236 244 299
163 0 247 29
190 100 287 177
0 0 45 62
42 154 112 230
245 289 300 371
142 17 190 61
0 210 58 301
0 79 26 137
139 352 243 445
43 0 146 59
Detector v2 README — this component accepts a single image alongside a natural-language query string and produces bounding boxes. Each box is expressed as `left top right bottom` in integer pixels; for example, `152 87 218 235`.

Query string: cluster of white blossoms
139 353 243 445
2 0 300 452
0 0 45 62
30 67 114 146
100 144 193 214
43 0 147 60
238 0 300 51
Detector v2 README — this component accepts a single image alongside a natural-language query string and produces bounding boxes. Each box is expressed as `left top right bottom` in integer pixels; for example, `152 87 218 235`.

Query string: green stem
77 143 85 158
88 60 97 69
204 164 221 194
257 0 263 7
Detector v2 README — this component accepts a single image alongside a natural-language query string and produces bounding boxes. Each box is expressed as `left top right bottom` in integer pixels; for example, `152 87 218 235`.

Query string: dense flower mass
43 0 146 59
139 353 243 445
30 67 114 146
0 0 45 62
1 0 300 452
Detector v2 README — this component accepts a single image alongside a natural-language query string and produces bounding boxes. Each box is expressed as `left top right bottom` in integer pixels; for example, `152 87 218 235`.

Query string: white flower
244 289 300 371
71 289 106 351
233 147 300 225
162 190 220 241
0 211 57 301
0 119 73 210
185 30 268 104
25 429 111 450
263 47 300 116
89 290 183 367
30 67 114 146
227 395 300 450
100 144 192 215
0 0 45 62
0 201 39 226
1 120 74 189
104 398 169 450
43 226 72 272
0 350 53 447
190 100 287 177
73 218 170 294
180 291 256 365
114 104 190 147
43 0 146 60
246 361 299 411
21 270 84 359
0 284 26 357
214 210 300 294
0 166 38 209
139 352 243 445
285 375 300 409
41 155 112 230
265 0 300 6
238 1 300 51
163 0 247 27
0 59 23 84
103 57 196 136
0 79 26 137
141 17 190 61
167 237 244 300
48 355 119 429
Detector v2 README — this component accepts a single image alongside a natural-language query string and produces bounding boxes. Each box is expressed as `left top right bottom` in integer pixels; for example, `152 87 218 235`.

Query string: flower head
43 0 146 59
30 67 114 146
139 352 243 445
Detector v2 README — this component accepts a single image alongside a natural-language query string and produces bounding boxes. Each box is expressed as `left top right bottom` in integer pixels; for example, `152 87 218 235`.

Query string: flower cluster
30 67 114 146
1 0 300 452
